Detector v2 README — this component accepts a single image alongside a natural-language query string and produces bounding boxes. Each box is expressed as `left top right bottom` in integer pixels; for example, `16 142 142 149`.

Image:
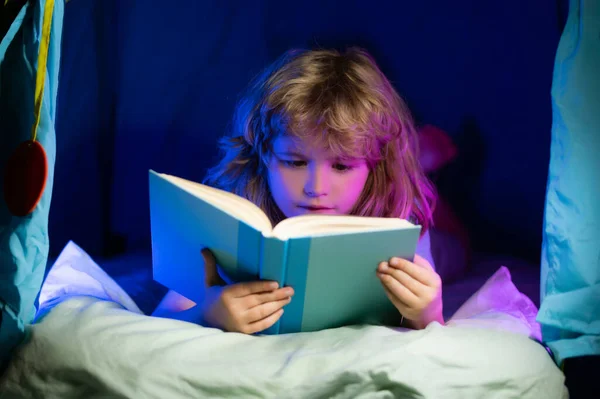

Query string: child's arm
377 254 444 329
152 289 203 322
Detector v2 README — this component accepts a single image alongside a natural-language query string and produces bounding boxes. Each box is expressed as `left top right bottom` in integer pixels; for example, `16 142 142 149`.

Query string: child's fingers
244 300 289 330
377 270 419 308
378 262 426 297
382 285 409 313
387 257 440 288
245 308 284 334
228 280 280 297
248 287 294 307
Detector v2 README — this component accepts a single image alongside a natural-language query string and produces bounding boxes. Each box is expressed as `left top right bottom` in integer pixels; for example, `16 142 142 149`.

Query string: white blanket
0 242 568 398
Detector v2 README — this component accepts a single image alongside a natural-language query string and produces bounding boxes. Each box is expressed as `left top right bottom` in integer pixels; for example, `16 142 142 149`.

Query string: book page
272 214 415 240
160 173 273 232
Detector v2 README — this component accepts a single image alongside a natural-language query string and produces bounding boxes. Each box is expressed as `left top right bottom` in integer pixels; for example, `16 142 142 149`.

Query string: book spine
259 236 288 335
278 238 311 334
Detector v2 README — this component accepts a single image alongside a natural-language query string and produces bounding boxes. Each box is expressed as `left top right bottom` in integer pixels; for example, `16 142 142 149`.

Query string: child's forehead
272 136 308 150
272 136 329 154
271 135 366 160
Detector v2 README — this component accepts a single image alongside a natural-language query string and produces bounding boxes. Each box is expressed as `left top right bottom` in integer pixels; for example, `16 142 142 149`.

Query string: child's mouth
298 205 335 213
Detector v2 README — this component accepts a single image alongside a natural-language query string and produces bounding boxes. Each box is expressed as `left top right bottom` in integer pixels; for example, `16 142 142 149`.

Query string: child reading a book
153 47 444 334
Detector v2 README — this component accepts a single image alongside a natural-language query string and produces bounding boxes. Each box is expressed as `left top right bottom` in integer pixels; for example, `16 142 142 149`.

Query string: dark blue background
50 0 564 265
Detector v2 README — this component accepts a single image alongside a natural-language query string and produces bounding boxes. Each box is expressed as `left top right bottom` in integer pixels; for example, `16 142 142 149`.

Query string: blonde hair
204 48 436 232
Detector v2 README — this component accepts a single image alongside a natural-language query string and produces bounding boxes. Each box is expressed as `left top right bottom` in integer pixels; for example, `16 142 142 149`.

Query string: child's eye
333 163 354 172
280 160 306 168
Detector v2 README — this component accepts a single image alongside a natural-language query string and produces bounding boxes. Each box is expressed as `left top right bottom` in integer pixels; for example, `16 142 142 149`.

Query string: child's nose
304 167 330 197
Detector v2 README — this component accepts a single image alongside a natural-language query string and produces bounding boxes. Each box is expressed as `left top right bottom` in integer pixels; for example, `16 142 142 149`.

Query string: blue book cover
149 170 421 334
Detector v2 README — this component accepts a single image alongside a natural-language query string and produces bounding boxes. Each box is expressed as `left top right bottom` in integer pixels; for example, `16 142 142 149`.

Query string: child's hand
200 249 294 334
377 254 444 329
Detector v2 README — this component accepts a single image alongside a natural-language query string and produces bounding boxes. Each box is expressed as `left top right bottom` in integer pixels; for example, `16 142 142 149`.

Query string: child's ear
417 125 458 173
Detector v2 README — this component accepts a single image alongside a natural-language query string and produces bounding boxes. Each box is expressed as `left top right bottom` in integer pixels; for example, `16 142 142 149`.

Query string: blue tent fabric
0 0 64 368
538 0 600 365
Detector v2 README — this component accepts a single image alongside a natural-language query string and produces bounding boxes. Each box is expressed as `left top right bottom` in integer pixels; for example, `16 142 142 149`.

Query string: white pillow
38 240 540 340
448 266 542 341
37 241 142 320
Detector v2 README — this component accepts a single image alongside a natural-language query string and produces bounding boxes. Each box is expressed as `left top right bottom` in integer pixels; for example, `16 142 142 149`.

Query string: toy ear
3 140 48 217
417 124 458 173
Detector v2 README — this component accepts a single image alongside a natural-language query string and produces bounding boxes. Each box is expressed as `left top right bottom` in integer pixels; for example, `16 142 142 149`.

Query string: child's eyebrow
274 151 305 157
336 156 365 163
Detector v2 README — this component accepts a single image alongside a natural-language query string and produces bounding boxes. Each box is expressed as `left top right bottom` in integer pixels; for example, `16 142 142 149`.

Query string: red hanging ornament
3 140 48 217
3 0 55 217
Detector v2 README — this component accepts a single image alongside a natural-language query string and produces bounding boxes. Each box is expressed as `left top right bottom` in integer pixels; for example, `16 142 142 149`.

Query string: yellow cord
31 0 55 142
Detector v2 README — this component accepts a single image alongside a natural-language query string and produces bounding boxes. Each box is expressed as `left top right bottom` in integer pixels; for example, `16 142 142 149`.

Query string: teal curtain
538 0 600 365
0 0 64 368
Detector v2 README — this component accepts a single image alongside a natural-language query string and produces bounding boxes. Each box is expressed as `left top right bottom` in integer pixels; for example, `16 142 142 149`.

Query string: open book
149 170 422 334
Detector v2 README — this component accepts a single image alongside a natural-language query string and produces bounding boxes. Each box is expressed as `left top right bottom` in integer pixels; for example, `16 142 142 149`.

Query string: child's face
267 136 370 218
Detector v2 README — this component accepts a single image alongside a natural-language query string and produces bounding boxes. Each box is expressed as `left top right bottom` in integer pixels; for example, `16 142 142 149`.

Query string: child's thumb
202 248 226 287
